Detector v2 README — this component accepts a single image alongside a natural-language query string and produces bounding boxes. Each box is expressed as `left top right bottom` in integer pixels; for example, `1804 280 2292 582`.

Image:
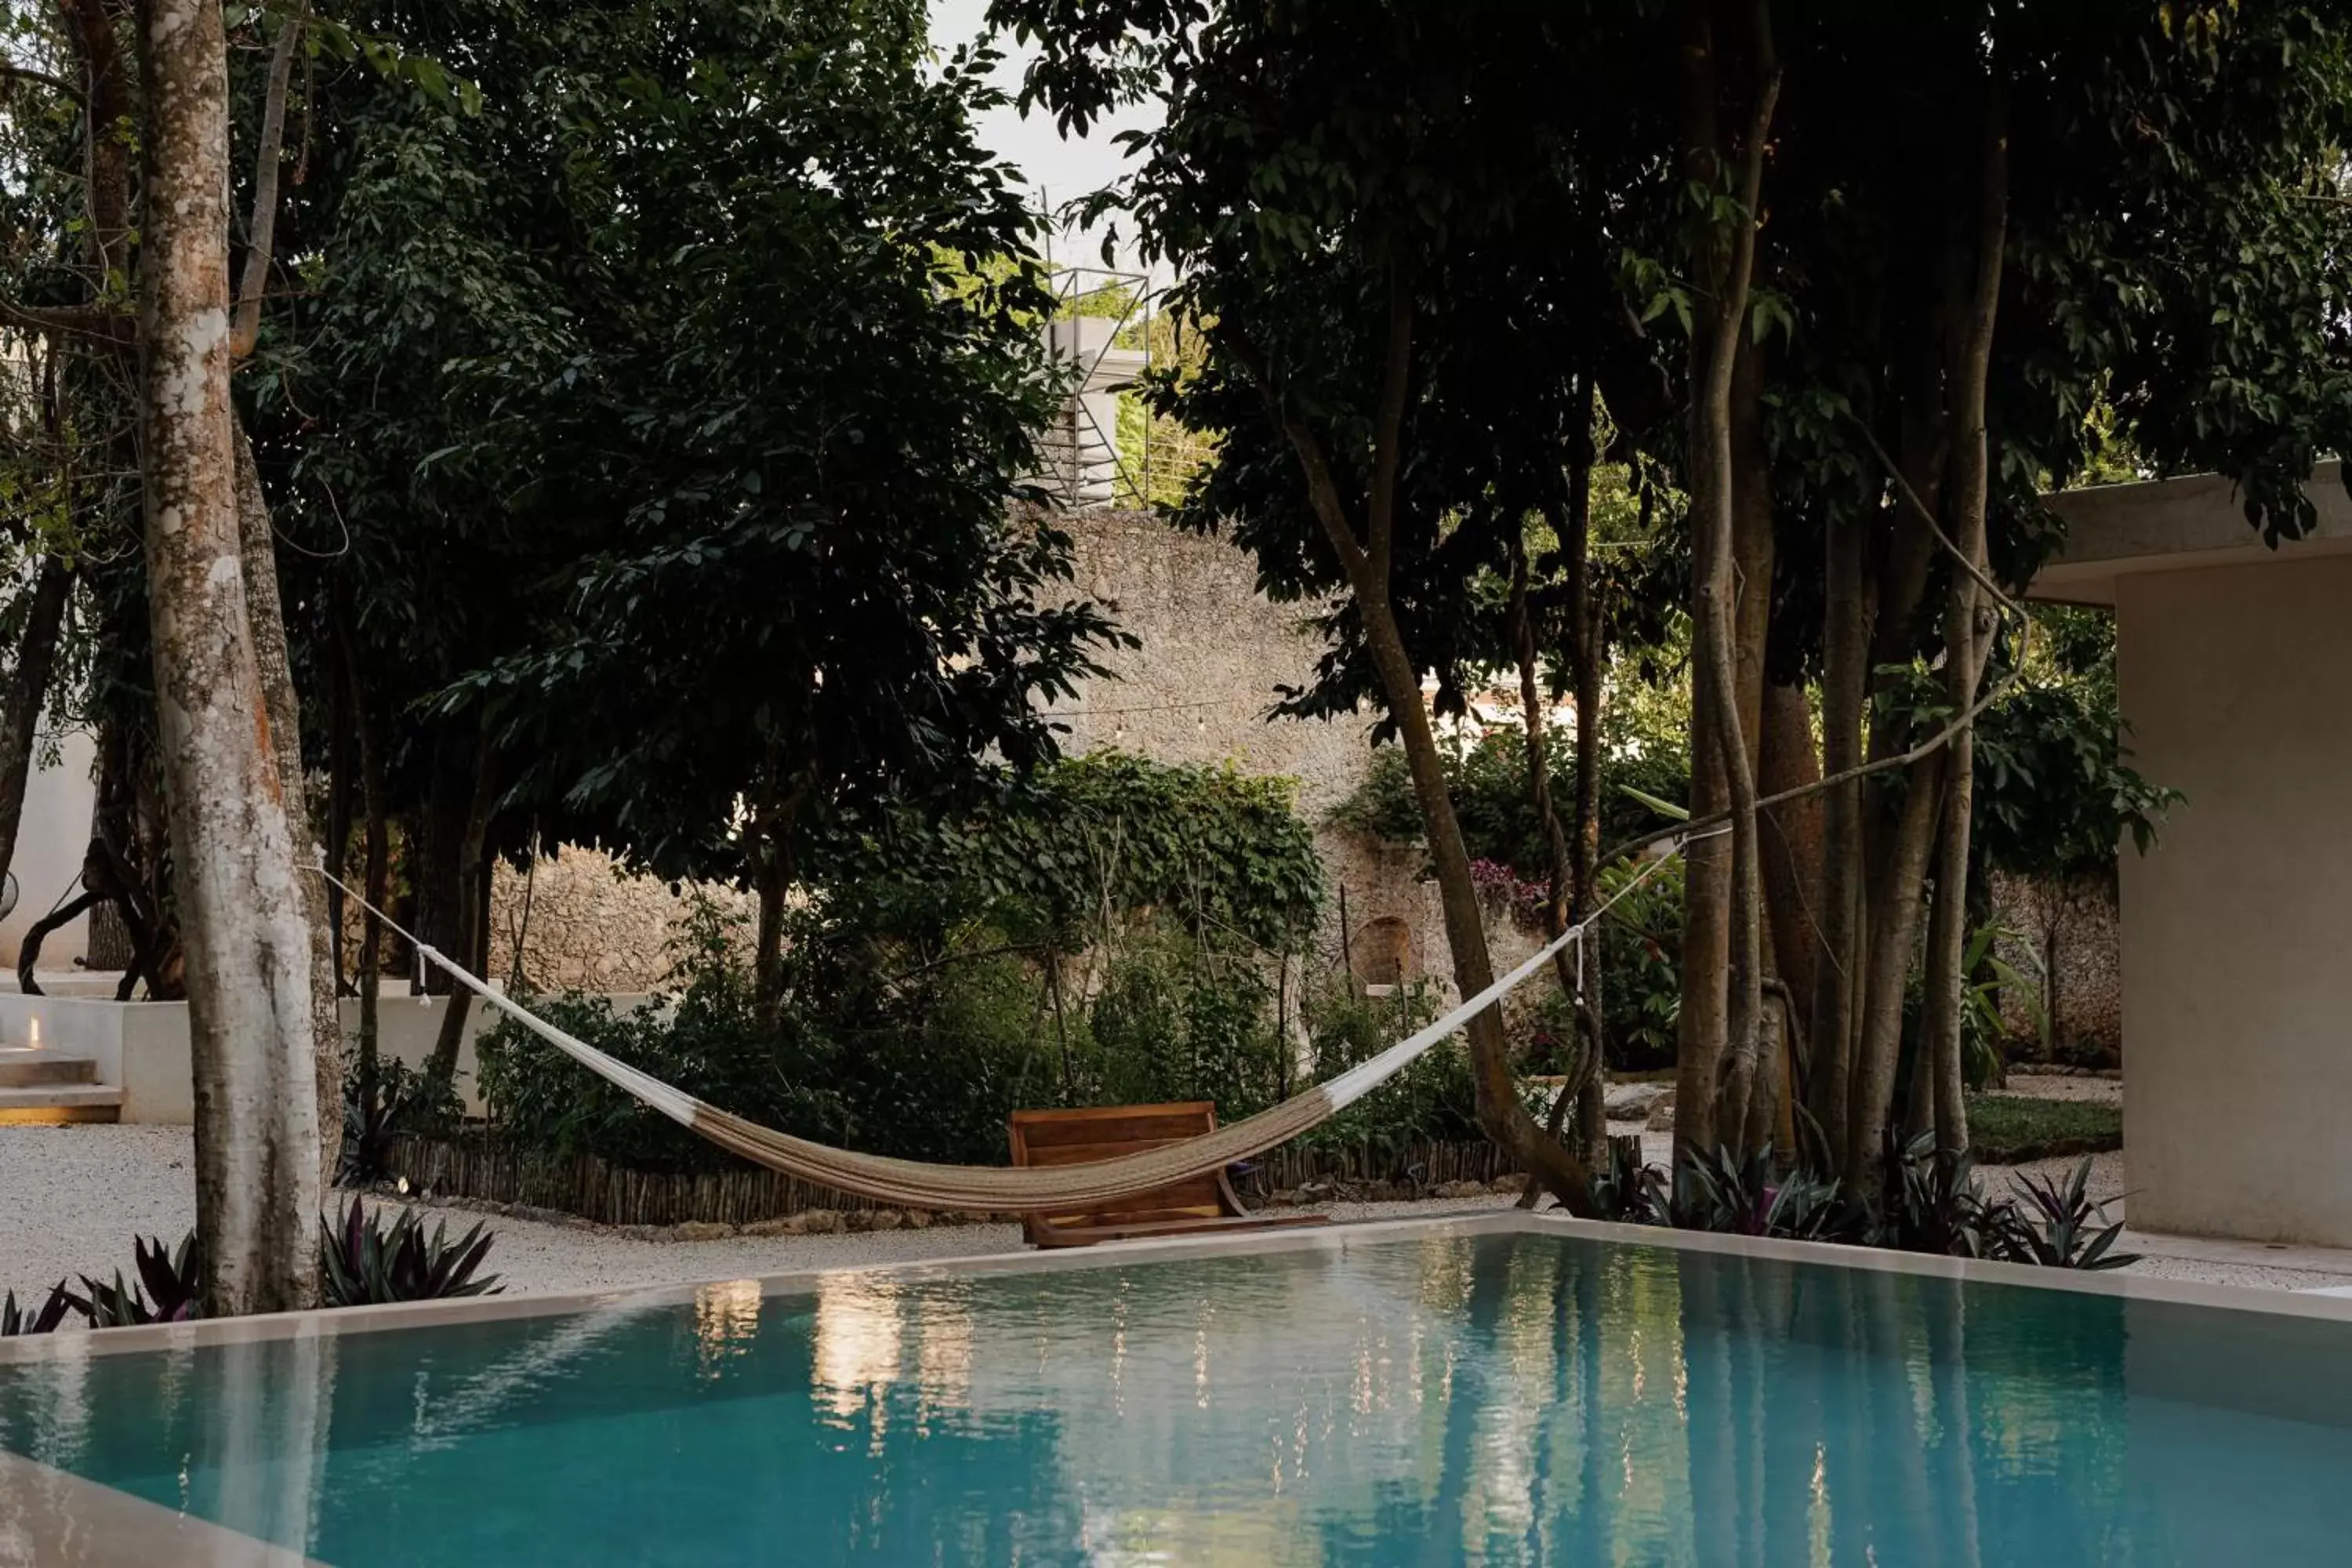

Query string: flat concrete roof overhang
2031 459 2352 604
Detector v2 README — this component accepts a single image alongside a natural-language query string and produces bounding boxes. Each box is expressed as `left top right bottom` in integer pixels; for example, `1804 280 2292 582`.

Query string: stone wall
486 848 750 995
468 509 1457 1000
1056 509 1464 995
1991 869 2123 1063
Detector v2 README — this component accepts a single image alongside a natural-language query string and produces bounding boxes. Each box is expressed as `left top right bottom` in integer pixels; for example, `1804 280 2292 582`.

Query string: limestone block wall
1991 869 2124 1063
487 847 750 995
1056 509 1461 996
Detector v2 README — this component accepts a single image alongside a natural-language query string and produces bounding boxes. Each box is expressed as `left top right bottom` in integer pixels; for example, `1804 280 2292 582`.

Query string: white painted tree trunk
235 427 346 1186
137 0 321 1316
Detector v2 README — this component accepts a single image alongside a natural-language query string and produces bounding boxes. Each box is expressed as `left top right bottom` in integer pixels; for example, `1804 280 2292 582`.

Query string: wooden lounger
1007 1102 1331 1249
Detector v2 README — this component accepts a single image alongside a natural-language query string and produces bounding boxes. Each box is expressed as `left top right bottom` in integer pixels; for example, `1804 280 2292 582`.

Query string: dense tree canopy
996 0 2352 1186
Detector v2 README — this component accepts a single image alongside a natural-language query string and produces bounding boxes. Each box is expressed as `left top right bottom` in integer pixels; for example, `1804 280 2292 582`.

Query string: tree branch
0 62 83 101
1365 262 1415 582
0 299 137 346
230 6 304 361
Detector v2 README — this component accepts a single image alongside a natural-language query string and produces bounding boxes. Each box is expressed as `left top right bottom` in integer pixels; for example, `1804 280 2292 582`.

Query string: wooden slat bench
1007 1102 1330 1249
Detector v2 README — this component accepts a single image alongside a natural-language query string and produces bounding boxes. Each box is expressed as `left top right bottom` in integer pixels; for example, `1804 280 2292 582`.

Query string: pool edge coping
9 1205 2352 1370
0 1445 326 1565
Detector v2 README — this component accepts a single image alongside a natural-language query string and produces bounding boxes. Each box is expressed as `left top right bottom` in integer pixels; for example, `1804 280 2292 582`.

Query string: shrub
1998 1157 2136 1270
1330 726 1690 880
318 1202 503 1306
341 1054 466 1186
1294 978 1483 1156
1619 1136 2132 1272
71 1233 204 1327
0 1284 74 1337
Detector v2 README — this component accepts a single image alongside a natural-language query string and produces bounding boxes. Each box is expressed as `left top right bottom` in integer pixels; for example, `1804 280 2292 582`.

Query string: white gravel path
0 1125 1512 1303
5 1123 2346 1305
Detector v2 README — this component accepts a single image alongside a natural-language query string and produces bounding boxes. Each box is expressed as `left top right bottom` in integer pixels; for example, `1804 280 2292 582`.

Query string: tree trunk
1757 676 1820 1151
1675 0 1779 1163
1758 679 1822 1054
1359 587 1595 1214
1919 71 2009 1159
1844 752 1944 1186
0 557 75 897
347 648 388 1159
1726 339 1779 1157
64 0 134 282
1258 268 1597 1215
136 0 320 1317
1563 373 1609 1167
1806 510 1870 1169
234 426 343 1184
1507 541 1592 1167
750 776 804 1027
424 732 498 1094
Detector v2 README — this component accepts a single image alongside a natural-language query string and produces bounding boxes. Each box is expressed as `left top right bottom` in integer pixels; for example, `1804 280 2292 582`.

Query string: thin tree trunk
1727 342 1780 1157
348 651 387 1156
1757 677 1820 1140
137 0 320 1317
1921 71 2009 1159
1564 376 1610 1167
1806 509 1869 1169
323 619 353 993
1253 268 1597 1215
64 0 134 283
234 427 343 1184
1845 752 1944 1185
0 557 75 894
1506 541 1588 1158
227 5 299 361
424 733 498 1094
1676 0 1780 1162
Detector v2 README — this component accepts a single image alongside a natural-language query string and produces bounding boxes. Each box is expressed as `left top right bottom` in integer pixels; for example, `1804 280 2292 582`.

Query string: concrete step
0 1051 97 1088
0 1084 122 1124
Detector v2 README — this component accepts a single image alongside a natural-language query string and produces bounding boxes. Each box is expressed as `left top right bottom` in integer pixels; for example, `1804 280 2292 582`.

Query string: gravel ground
5 1124 2345 1305
0 1125 1512 1303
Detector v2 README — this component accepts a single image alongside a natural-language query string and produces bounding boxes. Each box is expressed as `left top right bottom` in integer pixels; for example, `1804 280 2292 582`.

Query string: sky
926 0 1163 276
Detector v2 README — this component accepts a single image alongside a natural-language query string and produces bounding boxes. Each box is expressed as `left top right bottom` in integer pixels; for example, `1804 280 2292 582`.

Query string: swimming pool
5 1212 2352 1564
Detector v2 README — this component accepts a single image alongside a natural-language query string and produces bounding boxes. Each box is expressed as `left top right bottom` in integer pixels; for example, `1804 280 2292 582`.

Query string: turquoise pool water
5 1226 2352 1564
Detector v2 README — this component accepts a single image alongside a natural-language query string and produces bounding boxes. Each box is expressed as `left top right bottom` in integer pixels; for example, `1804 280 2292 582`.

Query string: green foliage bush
478 900 1482 1176
1294 979 1483 1156
477 754 1483 1176
1330 725 1689 880
833 750 1326 953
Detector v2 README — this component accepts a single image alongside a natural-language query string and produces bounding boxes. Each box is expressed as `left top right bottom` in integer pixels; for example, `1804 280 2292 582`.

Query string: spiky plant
0 1283 75 1336
318 1201 503 1306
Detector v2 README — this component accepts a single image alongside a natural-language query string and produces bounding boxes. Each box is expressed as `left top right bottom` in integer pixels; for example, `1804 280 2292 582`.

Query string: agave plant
74 1232 204 1328
1878 1131 2008 1259
1998 1156 2137 1270
0 1283 75 1336
318 1201 503 1307
1650 1143 1859 1242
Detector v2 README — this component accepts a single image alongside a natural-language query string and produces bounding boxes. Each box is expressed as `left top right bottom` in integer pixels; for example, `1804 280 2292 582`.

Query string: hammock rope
315 838 1688 1212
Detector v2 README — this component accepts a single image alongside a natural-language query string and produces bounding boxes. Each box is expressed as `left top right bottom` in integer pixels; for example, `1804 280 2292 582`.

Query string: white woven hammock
326 840 1682 1212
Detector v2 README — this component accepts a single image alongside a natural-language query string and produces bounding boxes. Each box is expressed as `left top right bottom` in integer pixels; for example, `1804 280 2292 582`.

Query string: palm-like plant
318 1201 503 1306
1998 1156 2136 1270
0 1283 75 1336
72 1233 204 1327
